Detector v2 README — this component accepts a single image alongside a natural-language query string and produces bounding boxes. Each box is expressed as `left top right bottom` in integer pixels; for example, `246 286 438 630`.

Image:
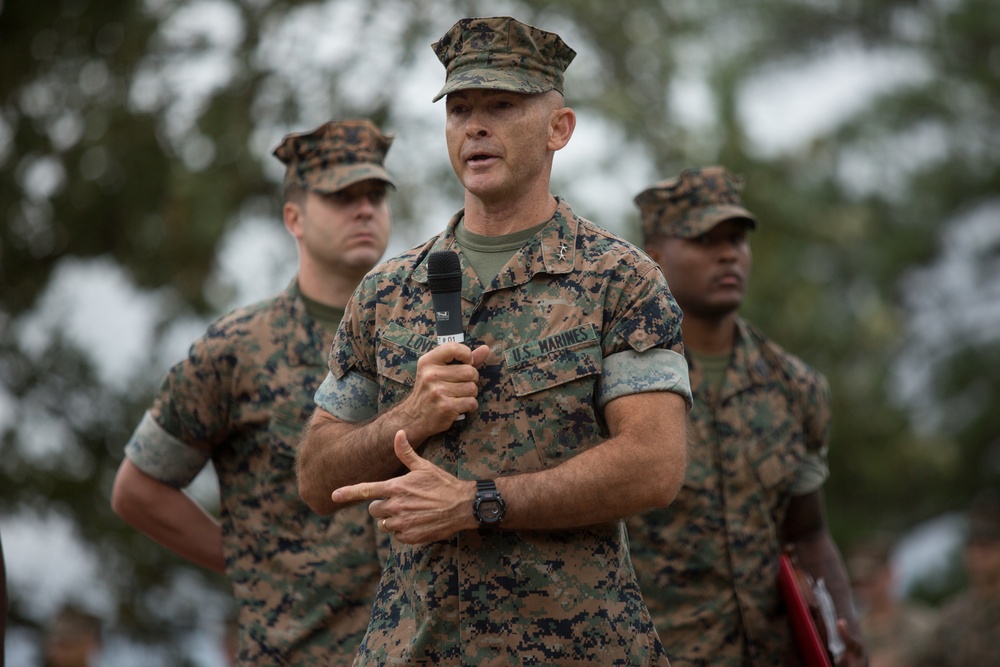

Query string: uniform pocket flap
376 322 434 388
504 324 601 397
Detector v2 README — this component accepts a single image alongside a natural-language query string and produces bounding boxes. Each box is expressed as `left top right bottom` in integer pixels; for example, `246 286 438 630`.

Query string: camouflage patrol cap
272 119 395 193
431 16 576 103
635 166 759 240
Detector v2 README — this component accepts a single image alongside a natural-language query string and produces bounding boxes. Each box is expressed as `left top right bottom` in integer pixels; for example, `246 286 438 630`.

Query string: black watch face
478 500 503 523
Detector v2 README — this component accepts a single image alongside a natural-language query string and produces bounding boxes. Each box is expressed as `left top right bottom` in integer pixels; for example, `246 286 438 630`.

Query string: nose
354 193 376 218
716 239 740 262
466 109 489 138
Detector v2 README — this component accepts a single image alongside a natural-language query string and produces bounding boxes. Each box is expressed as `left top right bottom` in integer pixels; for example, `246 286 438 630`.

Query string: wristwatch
472 479 506 527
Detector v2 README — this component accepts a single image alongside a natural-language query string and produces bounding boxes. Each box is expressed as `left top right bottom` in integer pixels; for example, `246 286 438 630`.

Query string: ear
283 200 304 239
547 105 576 152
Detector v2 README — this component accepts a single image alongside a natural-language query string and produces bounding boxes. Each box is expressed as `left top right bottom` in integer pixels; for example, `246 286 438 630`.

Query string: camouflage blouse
317 199 691 666
125 280 382 666
627 318 831 666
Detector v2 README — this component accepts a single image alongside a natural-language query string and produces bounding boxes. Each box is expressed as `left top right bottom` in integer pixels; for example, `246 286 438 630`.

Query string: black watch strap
473 479 506 526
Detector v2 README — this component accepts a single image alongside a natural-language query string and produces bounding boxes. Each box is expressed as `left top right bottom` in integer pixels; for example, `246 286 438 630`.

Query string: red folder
778 547 833 667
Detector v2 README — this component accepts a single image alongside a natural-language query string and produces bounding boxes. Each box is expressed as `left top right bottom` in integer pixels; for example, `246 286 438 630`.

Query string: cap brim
675 205 758 238
433 69 552 102
301 164 396 193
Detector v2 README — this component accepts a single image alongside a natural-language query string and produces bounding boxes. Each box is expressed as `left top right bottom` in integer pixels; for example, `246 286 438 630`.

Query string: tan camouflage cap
431 16 576 103
635 166 759 240
272 119 395 193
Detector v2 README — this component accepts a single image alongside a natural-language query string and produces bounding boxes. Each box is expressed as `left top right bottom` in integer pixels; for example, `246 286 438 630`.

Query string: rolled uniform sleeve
599 262 692 408
789 450 829 495
314 285 381 423
125 410 211 488
599 348 691 409
790 371 832 494
314 371 378 423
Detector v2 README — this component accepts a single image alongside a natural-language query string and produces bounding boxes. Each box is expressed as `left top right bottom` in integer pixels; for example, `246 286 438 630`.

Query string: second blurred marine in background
916 492 1000 667
110 120 396 666
847 532 935 667
42 604 102 667
628 166 867 666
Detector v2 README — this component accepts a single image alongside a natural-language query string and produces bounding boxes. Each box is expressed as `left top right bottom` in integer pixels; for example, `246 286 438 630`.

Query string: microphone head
427 250 463 293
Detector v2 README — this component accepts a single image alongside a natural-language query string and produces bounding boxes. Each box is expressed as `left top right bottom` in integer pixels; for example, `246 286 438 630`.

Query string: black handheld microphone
427 250 467 420
427 250 465 345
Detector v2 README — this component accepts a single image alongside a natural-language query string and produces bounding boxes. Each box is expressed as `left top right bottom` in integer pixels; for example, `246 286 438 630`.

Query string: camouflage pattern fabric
627 318 831 667
318 199 691 666
859 602 937 667
273 119 395 193
915 594 1000 667
432 16 577 102
124 280 382 667
634 166 759 240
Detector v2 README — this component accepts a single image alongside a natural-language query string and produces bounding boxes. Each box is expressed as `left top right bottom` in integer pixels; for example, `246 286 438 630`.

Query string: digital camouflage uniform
315 198 692 666
627 167 830 667
915 593 1000 667
916 494 1000 667
859 603 936 666
847 532 937 665
123 120 395 666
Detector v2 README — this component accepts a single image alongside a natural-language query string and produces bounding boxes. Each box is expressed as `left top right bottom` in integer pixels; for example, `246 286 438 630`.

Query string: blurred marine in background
627 166 867 666
916 492 1000 667
846 531 935 667
42 604 102 667
110 120 396 666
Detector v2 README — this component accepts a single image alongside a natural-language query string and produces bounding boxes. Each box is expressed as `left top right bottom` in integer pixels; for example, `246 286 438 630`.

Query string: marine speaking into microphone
427 249 466 420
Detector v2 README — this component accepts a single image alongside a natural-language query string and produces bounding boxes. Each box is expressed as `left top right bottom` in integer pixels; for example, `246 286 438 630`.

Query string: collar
689 317 772 402
411 197 580 305
282 278 332 368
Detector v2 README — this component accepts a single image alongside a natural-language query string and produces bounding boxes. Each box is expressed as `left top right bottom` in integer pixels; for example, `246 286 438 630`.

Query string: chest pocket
376 322 433 406
258 400 314 519
743 407 804 492
504 324 603 465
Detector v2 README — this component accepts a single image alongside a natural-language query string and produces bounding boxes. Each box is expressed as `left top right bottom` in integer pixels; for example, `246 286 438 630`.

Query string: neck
681 312 739 355
296 258 364 309
462 186 557 237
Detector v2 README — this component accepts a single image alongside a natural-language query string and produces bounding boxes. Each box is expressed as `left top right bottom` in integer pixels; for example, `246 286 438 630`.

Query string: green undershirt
300 292 345 335
689 349 732 394
455 219 549 287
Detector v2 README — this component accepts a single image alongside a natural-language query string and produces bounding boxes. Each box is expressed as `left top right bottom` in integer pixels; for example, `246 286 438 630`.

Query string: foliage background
2 0 999 661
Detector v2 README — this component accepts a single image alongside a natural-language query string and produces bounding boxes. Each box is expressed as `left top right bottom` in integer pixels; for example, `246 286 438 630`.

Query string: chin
340 251 382 273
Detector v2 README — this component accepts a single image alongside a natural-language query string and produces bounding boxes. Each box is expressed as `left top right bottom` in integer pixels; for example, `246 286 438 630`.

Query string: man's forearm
297 405 420 515
496 391 687 531
348 392 688 545
794 533 861 638
298 345 493 515
111 460 225 573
